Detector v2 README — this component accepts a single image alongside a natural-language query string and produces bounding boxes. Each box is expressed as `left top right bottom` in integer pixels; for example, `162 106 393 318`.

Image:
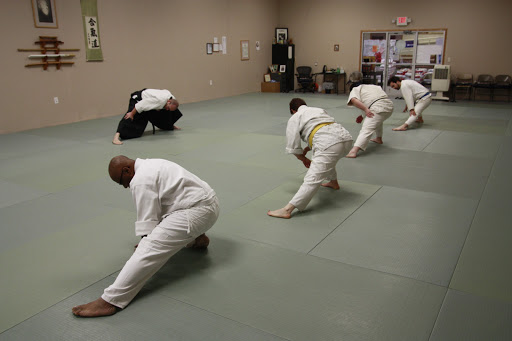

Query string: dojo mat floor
0 93 511 340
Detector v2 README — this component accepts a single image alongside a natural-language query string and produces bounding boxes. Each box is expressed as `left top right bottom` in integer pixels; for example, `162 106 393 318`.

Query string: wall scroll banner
80 0 103 61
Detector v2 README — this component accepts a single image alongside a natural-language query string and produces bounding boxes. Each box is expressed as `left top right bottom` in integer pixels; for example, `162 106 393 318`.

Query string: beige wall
280 0 512 82
0 0 278 134
2 0 511 134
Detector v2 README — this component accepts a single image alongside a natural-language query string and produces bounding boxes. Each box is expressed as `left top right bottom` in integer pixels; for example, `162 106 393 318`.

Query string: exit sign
397 16 409 26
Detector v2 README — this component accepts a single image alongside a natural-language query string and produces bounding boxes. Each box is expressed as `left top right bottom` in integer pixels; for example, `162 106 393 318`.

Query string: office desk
321 72 346 95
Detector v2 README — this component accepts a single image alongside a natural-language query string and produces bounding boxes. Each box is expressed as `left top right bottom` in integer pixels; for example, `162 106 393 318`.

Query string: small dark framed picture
32 0 58 28
334 44 339 52
275 28 288 44
206 43 213 55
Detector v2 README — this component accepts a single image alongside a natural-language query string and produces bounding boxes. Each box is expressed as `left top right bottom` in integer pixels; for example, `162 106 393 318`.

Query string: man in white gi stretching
72 155 219 317
346 82 394 158
267 98 353 219
387 76 432 131
112 88 183 145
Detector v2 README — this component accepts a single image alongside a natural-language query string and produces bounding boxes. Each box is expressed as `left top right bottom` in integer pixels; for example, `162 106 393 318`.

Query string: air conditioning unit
431 65 450 101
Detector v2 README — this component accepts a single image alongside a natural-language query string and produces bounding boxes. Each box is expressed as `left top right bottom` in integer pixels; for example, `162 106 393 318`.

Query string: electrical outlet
210 80 213 85
54 97 59 104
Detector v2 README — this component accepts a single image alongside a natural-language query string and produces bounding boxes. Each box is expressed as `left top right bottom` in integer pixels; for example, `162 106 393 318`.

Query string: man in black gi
112 88 183 145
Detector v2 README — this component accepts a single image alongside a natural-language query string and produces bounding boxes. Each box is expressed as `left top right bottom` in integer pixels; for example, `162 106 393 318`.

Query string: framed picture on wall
240 40 249 60
275 28 288 44
279 65 286 73
32 0 58 28
206 43 213 55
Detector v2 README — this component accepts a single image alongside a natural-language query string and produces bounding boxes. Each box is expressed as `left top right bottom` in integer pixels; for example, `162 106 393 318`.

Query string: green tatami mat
1 92 511 340
339 147 491 199
149 234 446 341
0 133 79 161
423 130 504 158
0 211 134 332
0 180 48 209
310 186 478 286
430 290 512 341
0 279 287 341
215 179 380 253
449 138 512 301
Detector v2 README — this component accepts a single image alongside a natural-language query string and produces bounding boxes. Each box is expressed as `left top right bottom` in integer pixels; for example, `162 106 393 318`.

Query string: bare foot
370 137 383 144
393 124 409 131
416 116 424 124
346 146 360 158
267 208 292 219
72 298 118 317
112 132 123 145
321 180 340 190
173 125 181 130
186 234 210 249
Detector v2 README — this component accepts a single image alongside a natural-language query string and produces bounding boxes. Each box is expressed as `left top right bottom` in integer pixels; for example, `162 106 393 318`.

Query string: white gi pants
289 141 352 211
354 111 392 150
102 197 220 309
405 96 432 126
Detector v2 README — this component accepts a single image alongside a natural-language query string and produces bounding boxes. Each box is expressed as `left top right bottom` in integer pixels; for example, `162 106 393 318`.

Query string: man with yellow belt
267 98 353 219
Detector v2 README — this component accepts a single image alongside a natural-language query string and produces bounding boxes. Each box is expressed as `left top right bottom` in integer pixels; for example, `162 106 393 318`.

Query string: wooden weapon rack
18 36 80 70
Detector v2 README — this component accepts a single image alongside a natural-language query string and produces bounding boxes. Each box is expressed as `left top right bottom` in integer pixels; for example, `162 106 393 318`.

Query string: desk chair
295 66 315 93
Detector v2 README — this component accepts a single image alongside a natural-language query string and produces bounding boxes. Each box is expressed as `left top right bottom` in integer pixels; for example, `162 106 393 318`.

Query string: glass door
386 31 416 85
414 31 446 90
360 29 446 92
361 32 386 87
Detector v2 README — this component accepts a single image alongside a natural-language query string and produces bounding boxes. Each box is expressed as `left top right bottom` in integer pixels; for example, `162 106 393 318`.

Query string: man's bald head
108 155 135 186
165 99 179 111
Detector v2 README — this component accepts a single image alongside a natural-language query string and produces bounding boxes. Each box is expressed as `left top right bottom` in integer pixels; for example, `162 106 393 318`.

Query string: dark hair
387 76 401 86
349 82 362 91
289 98 307 114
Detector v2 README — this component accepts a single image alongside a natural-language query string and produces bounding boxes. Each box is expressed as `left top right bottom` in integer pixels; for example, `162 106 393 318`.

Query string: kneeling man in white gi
346 82 394 158
388 76 432 131
267 98 353 219
72 155 219 317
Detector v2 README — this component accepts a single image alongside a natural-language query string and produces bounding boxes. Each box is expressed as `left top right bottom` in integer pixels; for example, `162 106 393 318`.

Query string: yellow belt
308 122 333 148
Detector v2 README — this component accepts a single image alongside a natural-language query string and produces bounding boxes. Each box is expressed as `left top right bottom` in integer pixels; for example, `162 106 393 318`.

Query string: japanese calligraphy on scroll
80 0 103 61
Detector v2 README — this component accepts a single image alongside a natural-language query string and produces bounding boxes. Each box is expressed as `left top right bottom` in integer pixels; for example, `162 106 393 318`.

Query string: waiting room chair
453 73 473 100
493 75 512 102
472 74 494 101
295 66 315 93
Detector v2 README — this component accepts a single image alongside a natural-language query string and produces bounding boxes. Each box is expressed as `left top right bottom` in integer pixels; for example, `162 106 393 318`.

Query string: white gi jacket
134 89 175 113
285 105 352 154
399 80 430 110
130 158 216 236
347 84 394 114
